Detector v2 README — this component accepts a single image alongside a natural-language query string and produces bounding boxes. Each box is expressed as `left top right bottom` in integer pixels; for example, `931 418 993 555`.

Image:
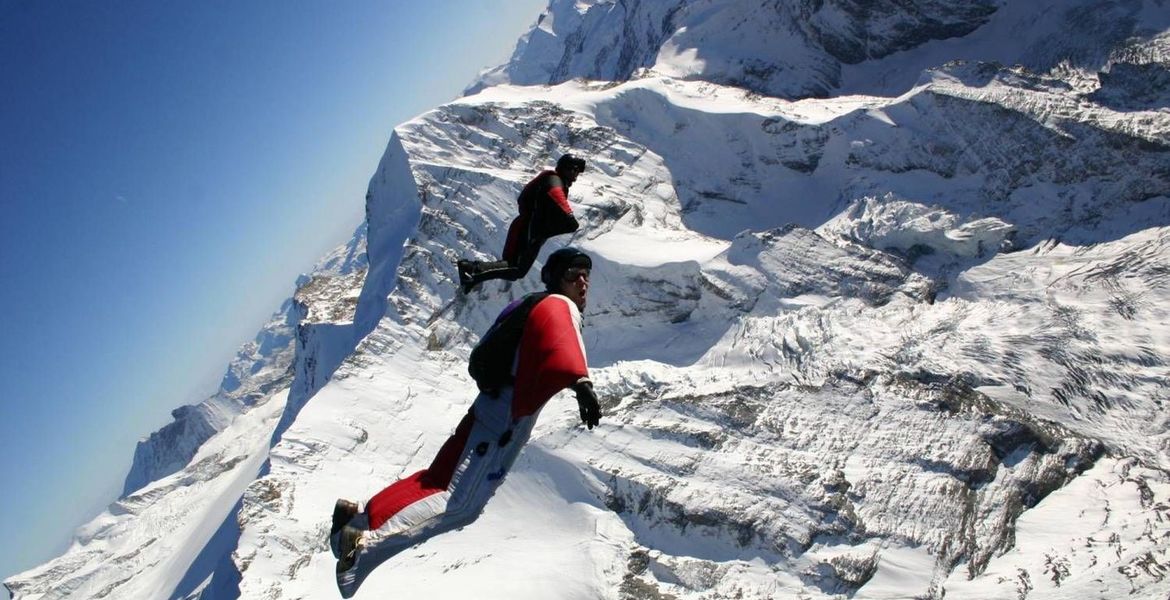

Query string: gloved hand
571 381 601 430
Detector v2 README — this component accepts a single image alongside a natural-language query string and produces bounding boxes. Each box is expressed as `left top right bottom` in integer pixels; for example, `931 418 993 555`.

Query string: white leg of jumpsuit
337 388 536 597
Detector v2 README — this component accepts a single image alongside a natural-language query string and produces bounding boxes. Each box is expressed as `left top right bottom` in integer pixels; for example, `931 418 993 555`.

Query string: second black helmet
541 247 592 290
556 154 586 174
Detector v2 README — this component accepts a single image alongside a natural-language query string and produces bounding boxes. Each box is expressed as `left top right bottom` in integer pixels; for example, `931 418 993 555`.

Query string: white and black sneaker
336 525 365 572
335 524 367 598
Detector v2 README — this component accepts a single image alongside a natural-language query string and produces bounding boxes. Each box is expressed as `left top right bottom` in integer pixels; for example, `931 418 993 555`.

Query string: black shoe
330 499 359 559
457 260 479 294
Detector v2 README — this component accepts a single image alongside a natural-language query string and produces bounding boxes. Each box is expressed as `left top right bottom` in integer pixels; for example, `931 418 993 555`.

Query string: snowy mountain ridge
7 0 1170 598
122 227 369 498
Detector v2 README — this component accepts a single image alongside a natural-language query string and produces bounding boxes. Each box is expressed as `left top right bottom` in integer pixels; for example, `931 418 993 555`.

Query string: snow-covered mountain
121 227 369 499
8 0 1170 598
0 233 369 600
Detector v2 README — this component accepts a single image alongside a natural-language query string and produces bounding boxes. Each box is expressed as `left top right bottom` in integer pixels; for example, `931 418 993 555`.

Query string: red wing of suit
511 293 589 417
337 295 588 597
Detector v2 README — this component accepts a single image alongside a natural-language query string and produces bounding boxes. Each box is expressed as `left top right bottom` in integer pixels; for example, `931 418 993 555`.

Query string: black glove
571 381 601 430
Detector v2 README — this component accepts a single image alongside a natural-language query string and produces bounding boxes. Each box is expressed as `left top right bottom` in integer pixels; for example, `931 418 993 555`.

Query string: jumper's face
557 165 582 187
558 266 589 311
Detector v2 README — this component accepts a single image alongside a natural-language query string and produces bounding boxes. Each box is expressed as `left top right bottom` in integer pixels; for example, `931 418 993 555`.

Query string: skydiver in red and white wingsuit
330 247 602 598
456 154 586 294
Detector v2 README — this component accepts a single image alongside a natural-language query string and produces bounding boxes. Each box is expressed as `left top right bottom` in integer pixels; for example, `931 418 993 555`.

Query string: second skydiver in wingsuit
456 154 587 293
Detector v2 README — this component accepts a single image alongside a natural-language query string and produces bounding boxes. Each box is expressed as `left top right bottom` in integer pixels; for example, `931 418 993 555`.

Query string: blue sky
0 0 546 590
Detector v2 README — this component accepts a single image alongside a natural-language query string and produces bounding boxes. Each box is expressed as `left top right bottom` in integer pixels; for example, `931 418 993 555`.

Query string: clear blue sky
0 0 546 590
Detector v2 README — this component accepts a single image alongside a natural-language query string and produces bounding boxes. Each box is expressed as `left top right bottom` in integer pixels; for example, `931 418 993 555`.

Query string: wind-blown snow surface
9 0 1170 598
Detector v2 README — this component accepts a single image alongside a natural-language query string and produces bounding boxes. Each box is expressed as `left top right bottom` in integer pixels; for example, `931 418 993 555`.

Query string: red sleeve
511 296 588 418
546 182 573 215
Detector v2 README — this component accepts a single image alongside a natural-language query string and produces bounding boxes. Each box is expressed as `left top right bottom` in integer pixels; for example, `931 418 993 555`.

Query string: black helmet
556 153 586 174
541 247 592 291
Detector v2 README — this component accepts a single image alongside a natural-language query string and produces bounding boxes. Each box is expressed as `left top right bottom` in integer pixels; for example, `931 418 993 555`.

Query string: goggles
562 267 591 282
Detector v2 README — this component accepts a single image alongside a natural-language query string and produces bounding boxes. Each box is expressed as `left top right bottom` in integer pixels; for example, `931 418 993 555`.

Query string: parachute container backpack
468 292 550 393
468 247 591 392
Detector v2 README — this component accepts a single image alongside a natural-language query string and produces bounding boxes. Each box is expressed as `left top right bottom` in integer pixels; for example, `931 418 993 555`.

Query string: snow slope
8 0 1170 598
3 388 285 600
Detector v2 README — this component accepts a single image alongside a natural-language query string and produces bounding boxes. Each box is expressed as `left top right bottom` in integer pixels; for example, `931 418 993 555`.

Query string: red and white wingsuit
336 293 589 597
